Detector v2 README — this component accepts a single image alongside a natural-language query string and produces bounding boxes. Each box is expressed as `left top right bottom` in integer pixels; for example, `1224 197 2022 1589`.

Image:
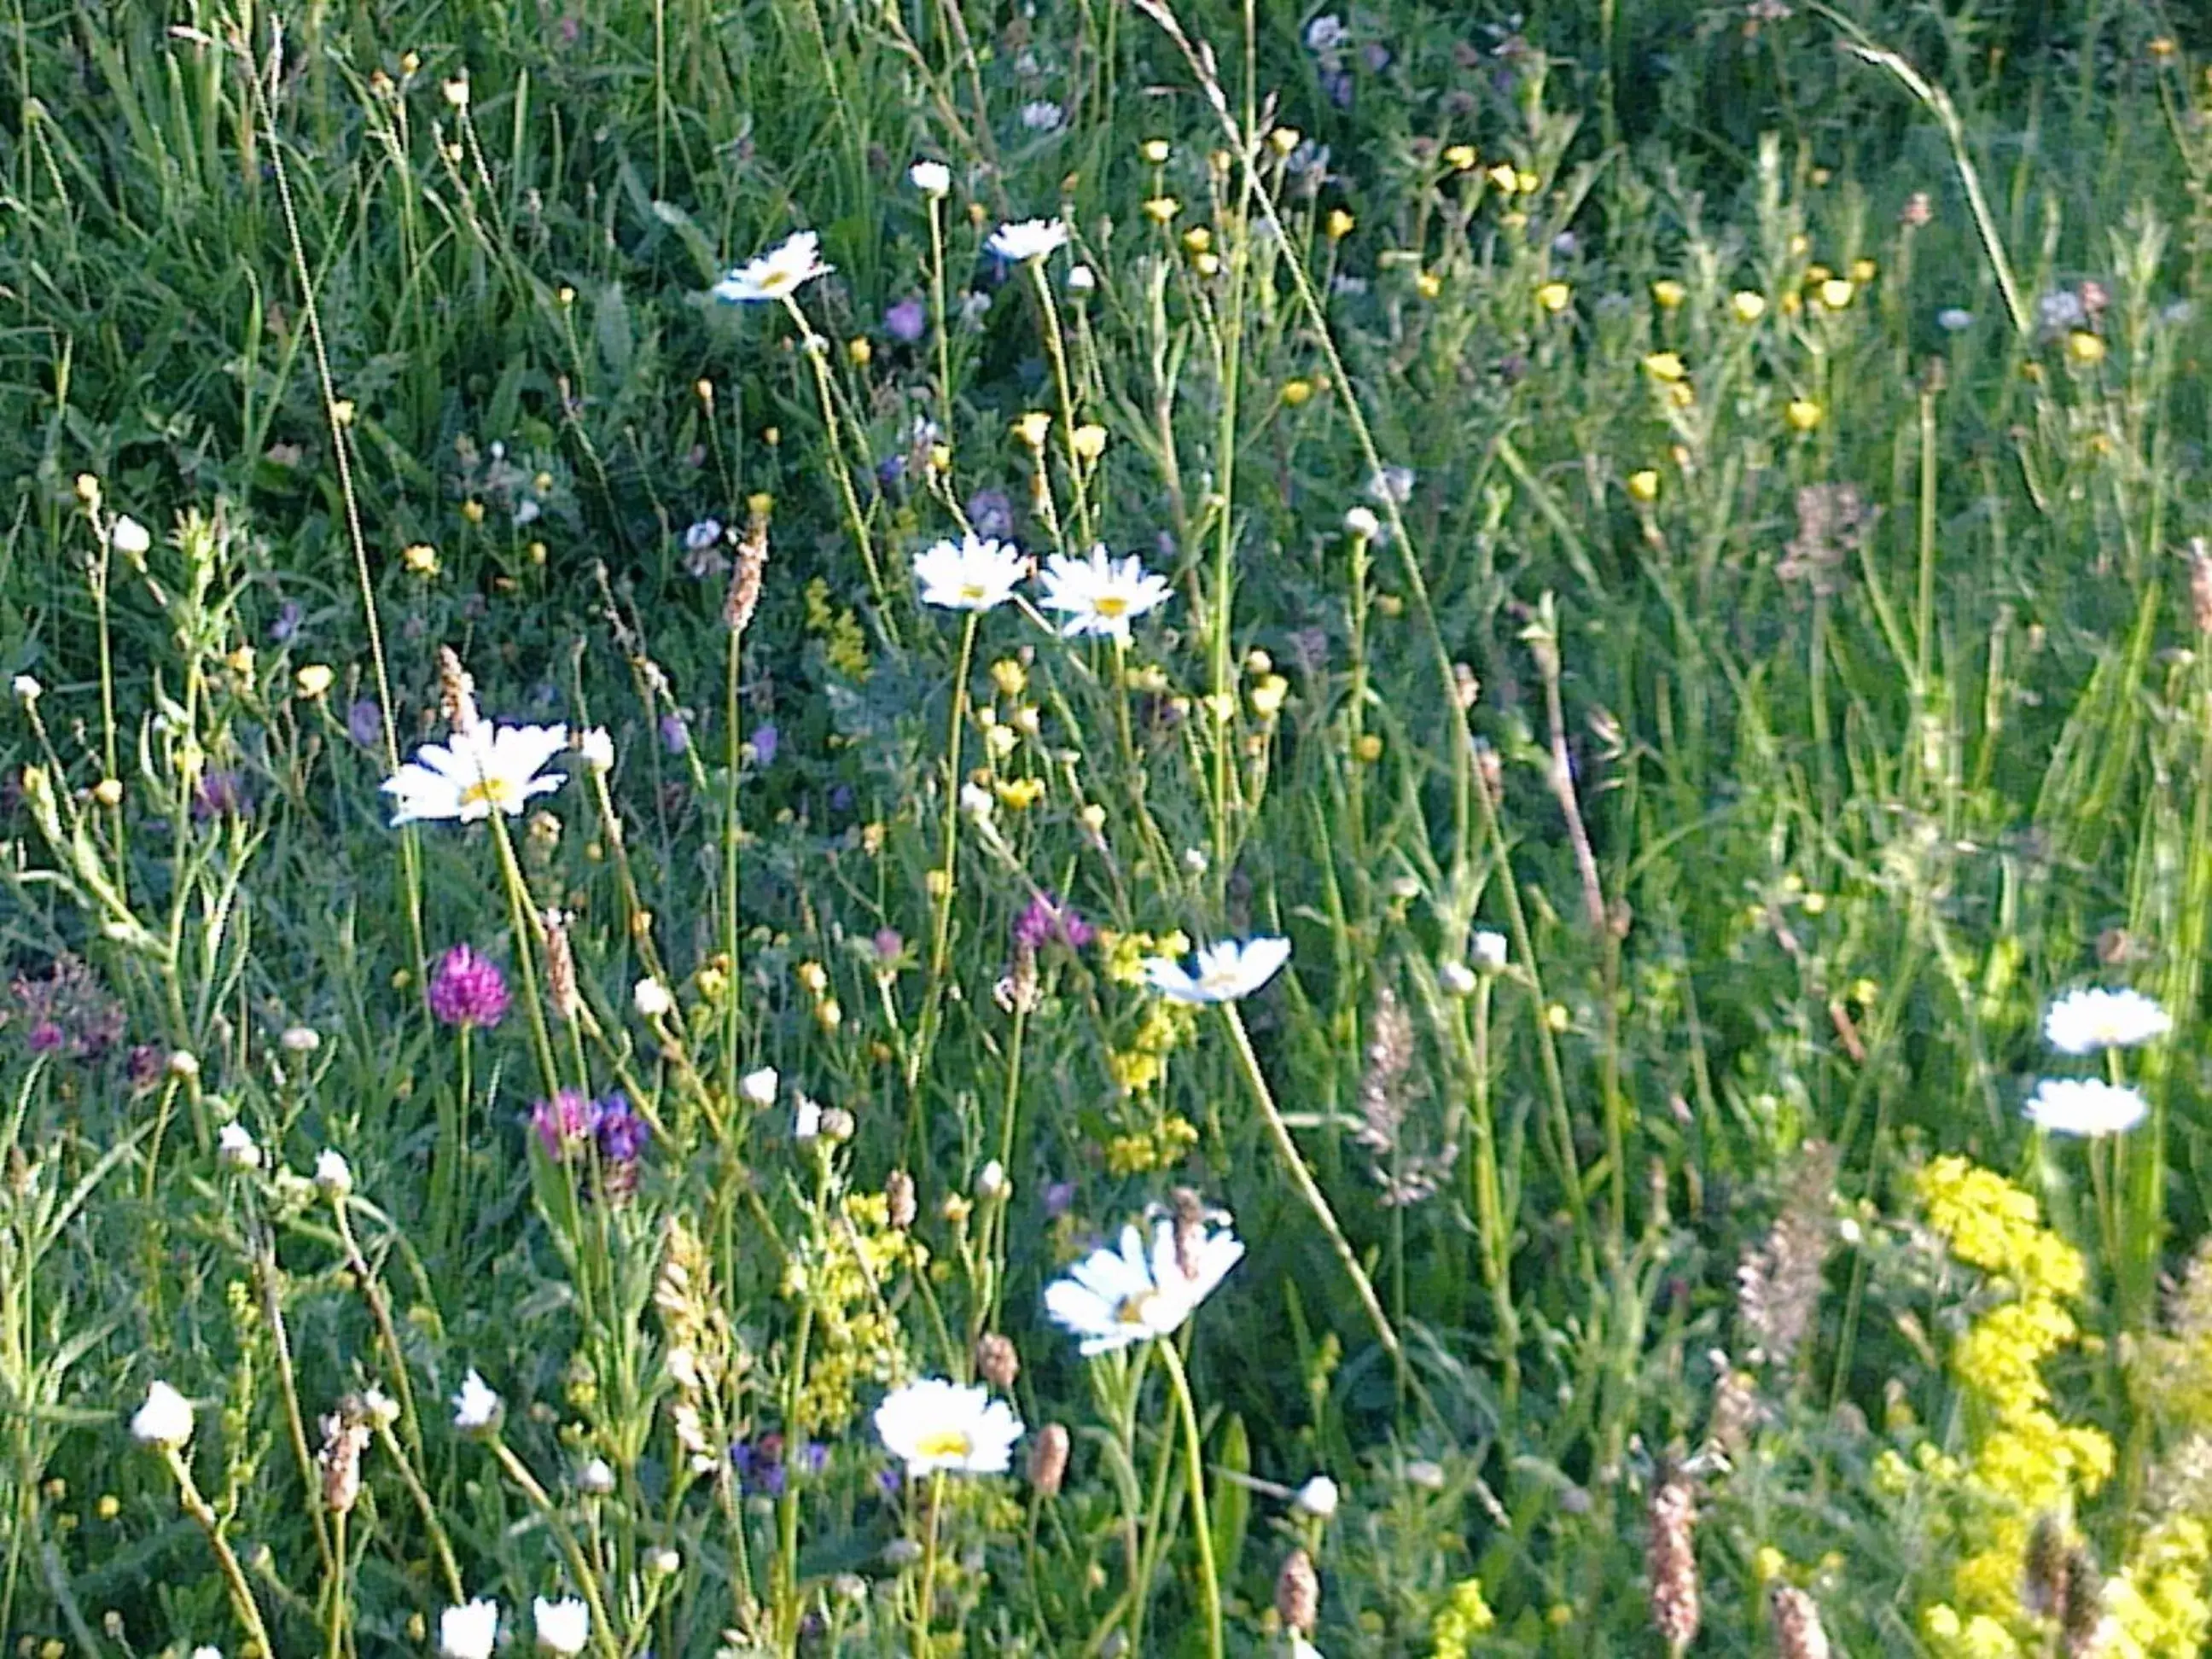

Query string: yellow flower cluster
1106 998 1197 1095
2102 1516 2212 1656
778 1192 928 1431
1103 1111 1199 1176
803 576 869 679
1909 1159 2110 1657
1095 928 1189 986
1429 1576 1495 1658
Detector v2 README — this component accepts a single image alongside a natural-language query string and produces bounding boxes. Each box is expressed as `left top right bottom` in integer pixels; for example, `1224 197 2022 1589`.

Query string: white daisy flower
2025 1077 2149 1138
2043 987 2171 1055
987 218 1070 264
1472 930 1509 971
381 722 569 825
873 1377 1024 1476
438 1599 500 1659
451 1369 503 1435
10 673 38 702
739 1066 779 1107
190 1648 222 1659
910 160 952 197
217 1122 261 1170
130 1380 195 1448
711 230 832 304
109 515 153 556
632 976 674 1019
1141 936 1292 1004
1037 546 1173 641
313 1149 352 1196
533 1596 591 1657
1045 1217 1244 1355
912 533 1027 611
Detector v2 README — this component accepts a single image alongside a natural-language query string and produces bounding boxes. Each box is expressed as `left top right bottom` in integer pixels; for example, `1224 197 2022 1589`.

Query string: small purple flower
595 1093 650 1166
12 954 127 1062
884 296 928 344
193 770 253 820
660 713 690 755
347 699 383 748
732 1432 819 1497
750 724 779 766
428 945 509 1029
684 518 725 552
126 1043 166 1094
966 488 1014 541
532 1088 602 1159
872 928 905 964
25 1022 64 1055
1014 894 1093 952
1044 1180 1076 1218
269 598 306 643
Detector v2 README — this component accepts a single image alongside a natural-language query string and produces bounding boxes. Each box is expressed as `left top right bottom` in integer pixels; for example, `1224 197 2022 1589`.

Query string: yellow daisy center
914 1429 973 1461
959 581 990 602
1115 1291 1161 1325
459 776 519 812
1092 593 1130 618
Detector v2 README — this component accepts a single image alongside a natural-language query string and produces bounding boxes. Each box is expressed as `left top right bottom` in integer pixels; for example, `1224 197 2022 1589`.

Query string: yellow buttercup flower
1731 289 1767 322
1819 277 1854 309
1143 195 1180 224
1651 278 1685 309
1536 281 1572 313
1643 351 1687 382
1325 208 1355 240
2067 330 2107 365
1784 399 1823 432
1443 143 1477 172
1627 469 1660 503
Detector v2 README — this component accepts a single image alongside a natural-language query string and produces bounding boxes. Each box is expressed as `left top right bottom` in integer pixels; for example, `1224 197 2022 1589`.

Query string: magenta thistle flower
531 1088 602 1159
428 945 510 1029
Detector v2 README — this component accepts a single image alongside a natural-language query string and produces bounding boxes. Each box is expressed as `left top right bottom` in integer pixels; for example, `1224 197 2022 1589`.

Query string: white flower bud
130 1380 195 1448
1292 1475 1340 1518
739 1066 779 1107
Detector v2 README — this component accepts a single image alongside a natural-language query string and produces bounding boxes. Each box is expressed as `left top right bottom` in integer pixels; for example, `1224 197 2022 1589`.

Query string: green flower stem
486 808 565 1103
331 1198 430 1471
1220 1003 1402 1370
324 1508 348 1659
928 195 955 447
490 1436 623 1659
165 1447 277 1659
1027 259 1091 549
908 608 981 1146
913 1468 946 1659
372 1421 466 1605
253 1231 335 1581
780 295 897 643
1155 1338 1223 1659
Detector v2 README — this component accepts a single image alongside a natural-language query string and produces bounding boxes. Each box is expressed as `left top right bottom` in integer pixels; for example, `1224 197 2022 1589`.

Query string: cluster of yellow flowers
803 574 869 678
1428 1575 1496 1658
1103 1110 1199 1177
1902 1157 2110 1657
778 1191 927 1431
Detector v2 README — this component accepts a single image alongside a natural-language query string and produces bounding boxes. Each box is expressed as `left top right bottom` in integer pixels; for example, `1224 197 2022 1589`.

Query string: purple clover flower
660 713 690 755
1013 894 1094 952
346 699 383 748
750 723 778 766
192 770 253 820
428 945 509 1030
884 296 927 344
531 1088 602 1159
594 1092 650 1166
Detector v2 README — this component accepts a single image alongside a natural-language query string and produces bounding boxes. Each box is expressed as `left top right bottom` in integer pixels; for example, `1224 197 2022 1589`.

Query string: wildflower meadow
9 1 2212 1655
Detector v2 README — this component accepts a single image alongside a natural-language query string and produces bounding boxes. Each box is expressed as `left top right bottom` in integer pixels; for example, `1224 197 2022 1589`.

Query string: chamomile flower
1141 936 1292 1004
2043 987 2172 1055
987 218 1070 264
382 723 568 826
451 1369 503 1435
533 1597 591 1657
1037 546 1173 641
2025 1077 2149 1138
873 1378 1024 1476
913 533 1028 612
130 1380 195 1448
1045 1217 1245 1355
438 1600 500 1659
711 230 832 304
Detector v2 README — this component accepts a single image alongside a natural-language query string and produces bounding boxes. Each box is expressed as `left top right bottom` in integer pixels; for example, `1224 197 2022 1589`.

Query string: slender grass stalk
913 1468 946 1659
908 608 981 1142
1155 1337 1223 1659
489 1437 623 1659
165 1447 276 1658
1220 1004 1401 1368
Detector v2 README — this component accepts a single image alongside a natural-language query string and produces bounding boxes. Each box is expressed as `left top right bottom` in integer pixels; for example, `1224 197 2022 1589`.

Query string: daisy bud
108 515 152 556
577 1457 616 1495
218 1122 261 1170
314 1149 353 1197
10 673 39 703
437 1600 499 1659
1472 930 1509 972
1439 961 1478 996
1344 505 1380 540
739 1066 779 1107
1292 1475 1340 1518
1276 1547 1320 1636
975 1159 1010 1202
1027 1422 1070 1496
632 977 674 1019
818 1105 856 1143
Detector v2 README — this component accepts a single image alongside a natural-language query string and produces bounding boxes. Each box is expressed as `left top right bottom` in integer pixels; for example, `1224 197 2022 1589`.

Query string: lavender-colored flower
193 770 253 820
428 945 509 1029
26 1022 63 1055
9 955 127 1061
1043 1180 1076 1219
1014 894 1094 952
532 1089 602 1159
269 598 306 643
595 1093 650 1166
731 1432 819 1497
750 724 779 766
885 296 927 344
660 713 690 755
347 699 383 748
872 928 905 963
966 488 1014 540
126 1043 166 1093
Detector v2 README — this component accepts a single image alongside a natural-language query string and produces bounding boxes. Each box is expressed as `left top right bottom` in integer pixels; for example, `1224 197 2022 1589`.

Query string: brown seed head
1276 1546 1320 1636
